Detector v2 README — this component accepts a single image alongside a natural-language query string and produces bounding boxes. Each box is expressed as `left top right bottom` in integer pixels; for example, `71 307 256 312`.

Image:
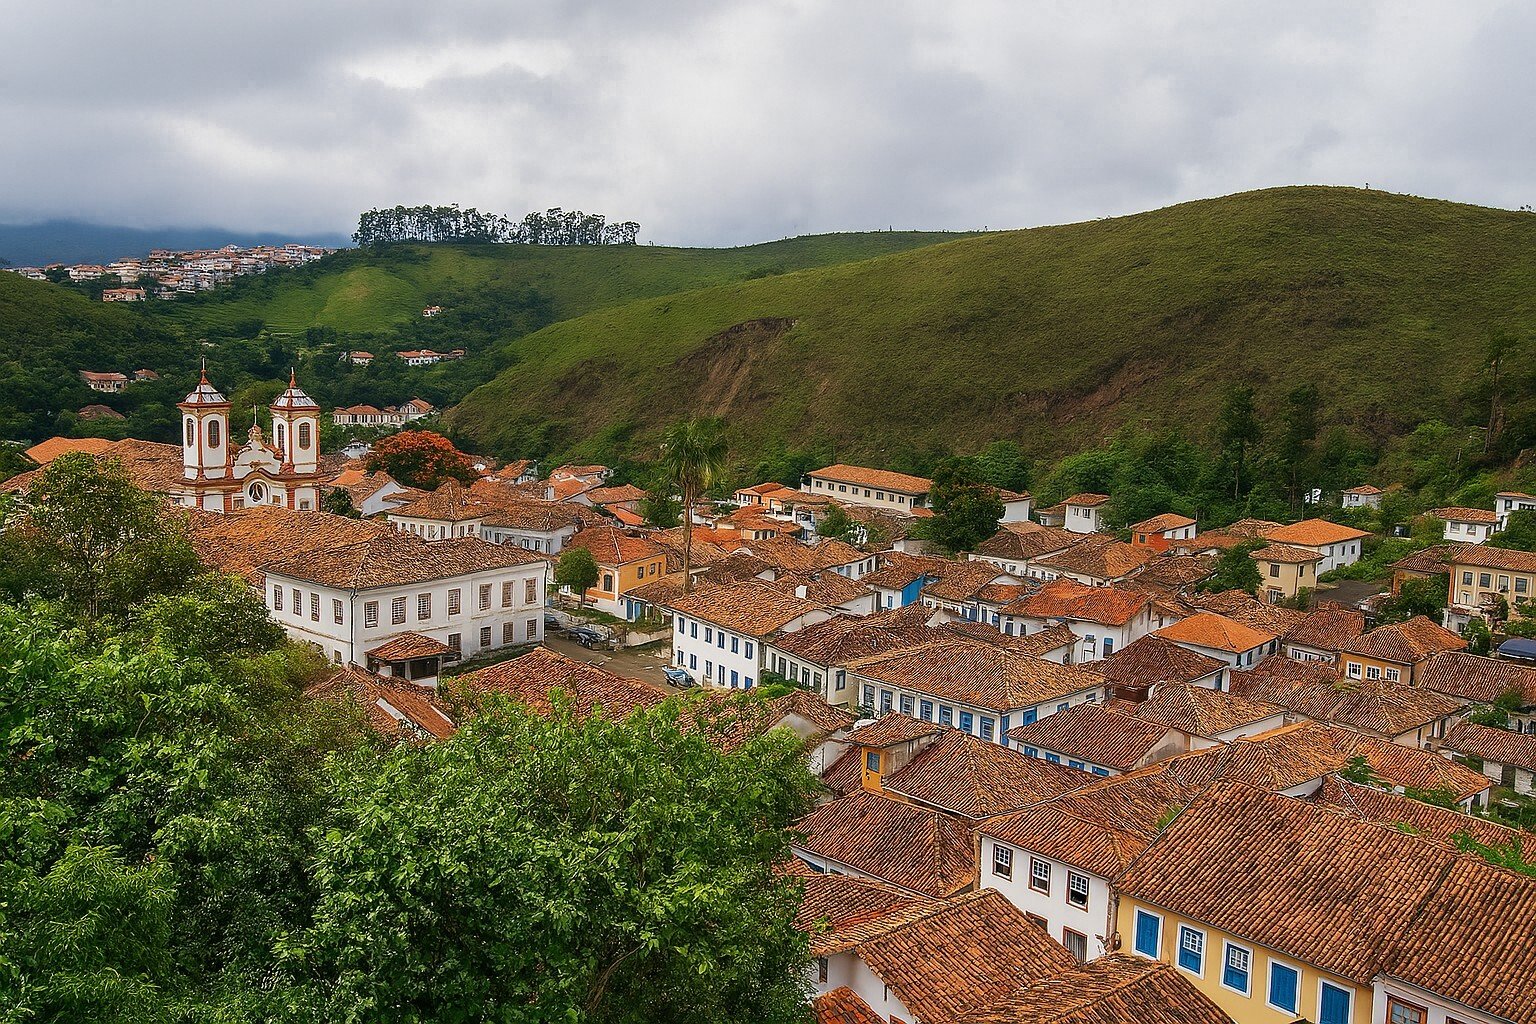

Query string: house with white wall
1427 506 1498 545
1260 518 1370 572
664 580 832 689
803 464 932 513
998 578 1158 662
1152 613 1277 675
1340 485 1383 510
1495 490 1536 531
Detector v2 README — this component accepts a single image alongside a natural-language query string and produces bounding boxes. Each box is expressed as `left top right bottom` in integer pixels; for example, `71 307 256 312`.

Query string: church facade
174 367 323 512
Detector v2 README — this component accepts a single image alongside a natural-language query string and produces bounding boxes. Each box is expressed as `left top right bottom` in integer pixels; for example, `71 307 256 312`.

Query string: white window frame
1316 980 1354 1024
1066 871 1090 909
1177 924 1205 978
991 843 1013 879
1028 856 1051 894
1131 908 1162 959
1220 941 1252 995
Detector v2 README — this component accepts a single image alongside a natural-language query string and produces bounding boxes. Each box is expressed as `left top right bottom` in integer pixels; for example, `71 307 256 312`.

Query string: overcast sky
4 1 1533 245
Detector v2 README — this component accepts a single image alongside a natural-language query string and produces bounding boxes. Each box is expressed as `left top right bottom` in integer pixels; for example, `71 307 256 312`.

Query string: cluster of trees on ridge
0 454 820 1023
352 205 640 246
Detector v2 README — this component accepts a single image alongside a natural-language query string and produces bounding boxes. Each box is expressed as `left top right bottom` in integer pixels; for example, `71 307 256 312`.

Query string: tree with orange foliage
364 431 478 490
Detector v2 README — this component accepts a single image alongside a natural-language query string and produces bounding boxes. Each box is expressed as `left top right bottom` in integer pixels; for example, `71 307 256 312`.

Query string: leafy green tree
1218 385 1263 501
1338 755 1383 787
555 545 601 608
1483 327 1523 454
1491 509 1536 552
321 486 359 517
926 461 1004 554
658 419 728 592
639 490 681 528
816 504 857 543
1198 540 1264 595
969 440 1032 493
1278 384 1319 511
1462 616 1494 655
1377 573 1449 625
281 699 817 1024
0 454 201 619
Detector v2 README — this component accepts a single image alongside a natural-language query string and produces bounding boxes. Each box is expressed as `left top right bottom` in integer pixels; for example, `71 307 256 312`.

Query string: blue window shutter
1133 911 1159 956
1318 982 1349 1024
1269 963 1298 1013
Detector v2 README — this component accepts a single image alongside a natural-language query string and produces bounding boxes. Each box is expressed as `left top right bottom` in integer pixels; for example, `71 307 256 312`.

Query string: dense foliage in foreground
0 458 818 1023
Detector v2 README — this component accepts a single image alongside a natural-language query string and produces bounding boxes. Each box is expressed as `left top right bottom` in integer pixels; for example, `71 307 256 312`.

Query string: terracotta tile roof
973 523 1081 562
1118 782 1454 985
1343 484 1383 495
1132 681 1285 738
846 712 946 747
1416 651 1536 705
1427 505 1499 524
811 987 882 1024
1343 614 1467 665
1087 635 1226 688
1441 720 1536 772
1310 776 1520 849
769 569 872 608
939 621 1078 658
974 582 1033 605
810 463 933 495
788 860 936 956
1378 857 1536 1024
480 498 593 532
1034 537 1155 581
583 483 647 504
1250 542 1325 563
681 688 857 754
22 436 116 465
389 479 484 522
1388 543 1466 574
1282 602 1367 651
1061 492 1110 507
794 790 977 897
1126 554 1217 594
1153 612 1274 654
1007 704 1175 771
1223 518 1285 539
1129 513 1198 534
981 766 1200 878
449 646 666 720
1447 544 1536 578
1184 589 1305 634
1002 578 1151 626
853 890 1078 1024
261 529 546 590
567 524 667 566
957 954 1236 1024
859 552 950 590
768 606 943 666
882 729 1094 819
365 631 450 661
1263 517 1371 547
188 506 386 584
739 537 867 574
305 665 456 741
819 746 865 796
663 580 824 637
1231 658 1465 737
922 561 1015 602
1164 721 1491 800
850 640 1107 712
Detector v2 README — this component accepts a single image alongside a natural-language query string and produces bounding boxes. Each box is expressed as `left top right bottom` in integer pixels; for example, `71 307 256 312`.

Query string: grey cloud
2 1 1534 244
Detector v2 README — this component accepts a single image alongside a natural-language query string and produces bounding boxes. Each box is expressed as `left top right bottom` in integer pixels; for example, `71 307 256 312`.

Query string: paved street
542 634 686 692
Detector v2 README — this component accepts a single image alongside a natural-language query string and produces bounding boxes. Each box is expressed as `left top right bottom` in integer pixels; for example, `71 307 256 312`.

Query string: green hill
151 231 972 336
446 187 1536 465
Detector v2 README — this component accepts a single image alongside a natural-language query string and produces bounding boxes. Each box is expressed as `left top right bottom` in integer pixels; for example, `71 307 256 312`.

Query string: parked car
567 626 603 649
543 613 562 630
662 667 696 688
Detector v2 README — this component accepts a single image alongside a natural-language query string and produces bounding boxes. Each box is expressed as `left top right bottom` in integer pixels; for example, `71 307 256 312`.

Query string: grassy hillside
151 231 971 336
0 272 195 441
446 187 1536 465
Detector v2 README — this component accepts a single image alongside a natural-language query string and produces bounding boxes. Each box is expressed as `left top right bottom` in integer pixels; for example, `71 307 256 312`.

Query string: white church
176 366 324 512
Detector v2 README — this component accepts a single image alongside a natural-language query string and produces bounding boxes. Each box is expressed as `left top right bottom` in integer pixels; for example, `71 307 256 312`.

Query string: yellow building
1446 544 1536 624
564 525 677 618
1338 615 1466 686
1114 784 1463 1024
1250 543 1323 603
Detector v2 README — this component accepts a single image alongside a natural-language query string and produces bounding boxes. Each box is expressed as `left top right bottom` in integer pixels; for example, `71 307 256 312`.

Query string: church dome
179 364 229 407
271 369 320 411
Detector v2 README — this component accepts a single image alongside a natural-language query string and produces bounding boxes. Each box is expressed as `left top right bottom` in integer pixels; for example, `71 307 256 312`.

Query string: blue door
1319 982 1350 1024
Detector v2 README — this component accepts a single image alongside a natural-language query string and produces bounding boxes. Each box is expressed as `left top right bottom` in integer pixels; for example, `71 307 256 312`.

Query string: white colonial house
664 581 833 689
1340 485 1383 510
1428 506 1499 545
803 464 932 513
998 579 1160 662
260 531 549 672
1261 519 1370 572
1496 491 1536 531
1152 613 1278 674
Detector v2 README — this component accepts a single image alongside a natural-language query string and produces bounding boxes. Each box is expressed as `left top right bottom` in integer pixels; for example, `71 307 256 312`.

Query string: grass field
150 231 973 336
444 186 1536 464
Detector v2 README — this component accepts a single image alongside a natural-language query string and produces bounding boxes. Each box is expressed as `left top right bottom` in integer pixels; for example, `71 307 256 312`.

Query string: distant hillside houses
331 398 435 428
397 348 466 366
5 242 333 298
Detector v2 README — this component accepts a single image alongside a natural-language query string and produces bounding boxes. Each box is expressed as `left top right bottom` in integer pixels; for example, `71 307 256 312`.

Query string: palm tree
658 418 728 593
